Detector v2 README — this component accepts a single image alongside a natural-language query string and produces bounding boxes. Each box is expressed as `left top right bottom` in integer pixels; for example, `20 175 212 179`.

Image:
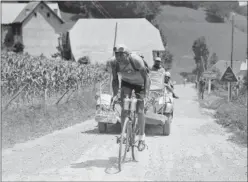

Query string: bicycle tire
118 117 130 171
131 117 139 161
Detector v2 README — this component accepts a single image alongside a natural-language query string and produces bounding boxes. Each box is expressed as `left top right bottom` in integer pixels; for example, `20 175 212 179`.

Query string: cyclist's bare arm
110 60 119 97
165 83 176 95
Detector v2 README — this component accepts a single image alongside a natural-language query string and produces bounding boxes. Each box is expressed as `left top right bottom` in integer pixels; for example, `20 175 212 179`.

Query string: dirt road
2 84 247 181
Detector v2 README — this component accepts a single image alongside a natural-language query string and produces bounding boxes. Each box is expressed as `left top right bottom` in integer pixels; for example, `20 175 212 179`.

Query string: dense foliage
59 1 162 21
58 1 246 21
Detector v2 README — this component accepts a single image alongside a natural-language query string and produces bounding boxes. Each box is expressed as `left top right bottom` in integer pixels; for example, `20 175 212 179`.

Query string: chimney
25 9 30 15
53 9 58 15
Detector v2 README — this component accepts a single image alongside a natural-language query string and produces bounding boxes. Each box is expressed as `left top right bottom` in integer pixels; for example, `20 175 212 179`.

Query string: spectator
199 77 206 99
183 78 187 87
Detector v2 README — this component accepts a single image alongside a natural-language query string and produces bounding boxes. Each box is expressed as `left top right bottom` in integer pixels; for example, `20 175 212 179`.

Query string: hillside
155 6 247 82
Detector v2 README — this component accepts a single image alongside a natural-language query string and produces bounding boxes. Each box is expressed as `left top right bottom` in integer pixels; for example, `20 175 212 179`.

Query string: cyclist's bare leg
119 85 132 140
138 112 145 139
136 90 146 142
121 109 128 136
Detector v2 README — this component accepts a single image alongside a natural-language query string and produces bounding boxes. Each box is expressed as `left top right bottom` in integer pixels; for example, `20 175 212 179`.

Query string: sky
238 1 247 6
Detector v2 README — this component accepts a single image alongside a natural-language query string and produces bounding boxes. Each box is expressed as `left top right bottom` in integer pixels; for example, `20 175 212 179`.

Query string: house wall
22 3 62 57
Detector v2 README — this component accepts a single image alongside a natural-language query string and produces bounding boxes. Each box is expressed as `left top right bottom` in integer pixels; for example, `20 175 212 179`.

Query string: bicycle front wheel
118 117 131 171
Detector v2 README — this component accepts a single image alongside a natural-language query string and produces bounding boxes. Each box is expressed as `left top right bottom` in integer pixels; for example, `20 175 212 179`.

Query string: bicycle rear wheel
118 117 130 171
131 117 139 161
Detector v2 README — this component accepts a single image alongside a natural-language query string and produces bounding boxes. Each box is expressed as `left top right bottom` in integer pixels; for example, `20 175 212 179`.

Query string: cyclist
108 44 150 150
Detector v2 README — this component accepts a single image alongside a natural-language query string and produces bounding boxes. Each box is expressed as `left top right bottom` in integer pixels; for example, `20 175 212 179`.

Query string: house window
53 9 58 15
40 5 43 9
47 12 50 17
17 28 20 35
13 27 21 36
34 12 37 17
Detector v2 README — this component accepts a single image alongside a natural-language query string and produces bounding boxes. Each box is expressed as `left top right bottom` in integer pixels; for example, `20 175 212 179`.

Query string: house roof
57 22 76 34
237 70 247 78
13 1 40 23
1 1 63 24
210 60 243 75
69 18 165 65
240 59 247 71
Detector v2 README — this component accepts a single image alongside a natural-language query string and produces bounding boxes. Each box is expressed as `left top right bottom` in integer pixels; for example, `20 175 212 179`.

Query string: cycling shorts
120 80 145 113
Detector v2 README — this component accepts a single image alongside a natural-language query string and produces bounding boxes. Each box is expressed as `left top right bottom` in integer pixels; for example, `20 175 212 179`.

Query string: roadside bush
78 56 91 65
13 41 24 53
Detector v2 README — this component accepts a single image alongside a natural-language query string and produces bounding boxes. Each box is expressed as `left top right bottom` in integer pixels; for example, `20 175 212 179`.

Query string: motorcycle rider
151 57 178 98
151 57 165 73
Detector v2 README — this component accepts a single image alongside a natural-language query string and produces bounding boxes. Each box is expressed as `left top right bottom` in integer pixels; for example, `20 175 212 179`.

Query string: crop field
1 52 109 104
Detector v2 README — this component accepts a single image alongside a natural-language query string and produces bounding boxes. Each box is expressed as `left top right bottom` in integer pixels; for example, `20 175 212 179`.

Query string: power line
91 1 109 18
95 1 112 18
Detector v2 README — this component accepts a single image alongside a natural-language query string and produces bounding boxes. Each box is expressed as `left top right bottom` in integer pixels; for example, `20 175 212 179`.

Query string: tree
203 2 239 22
59 1 162 20
192 36 209 81
133 1 162 21
208 52 218 68
161 50 173 70
13 42 24 53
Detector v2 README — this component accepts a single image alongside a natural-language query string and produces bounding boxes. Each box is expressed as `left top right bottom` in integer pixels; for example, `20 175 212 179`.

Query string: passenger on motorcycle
108 44 150 150
164 71 179 99
151 57 179 99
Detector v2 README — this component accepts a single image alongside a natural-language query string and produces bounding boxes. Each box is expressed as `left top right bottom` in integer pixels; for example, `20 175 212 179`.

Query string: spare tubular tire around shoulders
98 122 107 133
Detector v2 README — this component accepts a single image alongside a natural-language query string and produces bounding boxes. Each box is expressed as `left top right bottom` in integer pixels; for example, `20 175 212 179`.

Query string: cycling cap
113 44 129 53
165 71 171 78
155 57 161 62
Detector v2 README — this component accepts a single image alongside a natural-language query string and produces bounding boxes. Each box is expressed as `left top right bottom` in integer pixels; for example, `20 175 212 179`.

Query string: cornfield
1 52 109 101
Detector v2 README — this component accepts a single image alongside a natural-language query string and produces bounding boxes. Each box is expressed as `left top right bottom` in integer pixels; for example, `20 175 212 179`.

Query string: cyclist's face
115 52 128 63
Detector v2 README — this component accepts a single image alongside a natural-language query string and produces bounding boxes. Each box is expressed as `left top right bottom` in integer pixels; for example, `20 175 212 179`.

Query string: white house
1 1 64 57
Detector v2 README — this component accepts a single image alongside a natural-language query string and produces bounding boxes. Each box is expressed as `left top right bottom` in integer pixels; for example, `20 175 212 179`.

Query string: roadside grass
2 86 97 149
198 88 247 147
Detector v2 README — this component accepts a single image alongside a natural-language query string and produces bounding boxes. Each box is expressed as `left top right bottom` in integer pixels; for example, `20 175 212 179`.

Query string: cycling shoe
138 140 147 151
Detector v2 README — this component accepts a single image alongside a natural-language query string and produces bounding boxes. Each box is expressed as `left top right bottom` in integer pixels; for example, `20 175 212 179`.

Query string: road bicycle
112 93 151 171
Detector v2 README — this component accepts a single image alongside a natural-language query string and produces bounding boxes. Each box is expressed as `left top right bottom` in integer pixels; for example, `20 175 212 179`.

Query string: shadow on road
81 123 167 138
70 156 137 174
81 123 120 135
70 156 121 174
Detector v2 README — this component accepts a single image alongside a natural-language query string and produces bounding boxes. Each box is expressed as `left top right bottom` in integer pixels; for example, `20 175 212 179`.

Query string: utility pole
228 12 235 102
109 22 118 95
